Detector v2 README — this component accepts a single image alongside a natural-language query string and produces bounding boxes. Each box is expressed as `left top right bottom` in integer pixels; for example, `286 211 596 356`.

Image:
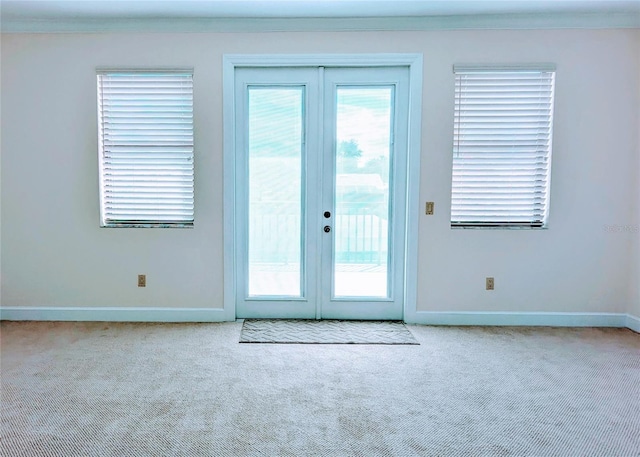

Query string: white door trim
222 54 423 321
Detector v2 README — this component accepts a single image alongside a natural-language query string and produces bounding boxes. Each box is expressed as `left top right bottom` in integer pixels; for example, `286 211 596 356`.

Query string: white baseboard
406 311 630 328
1 307 638 331
0 306 232 322
626 314 640 333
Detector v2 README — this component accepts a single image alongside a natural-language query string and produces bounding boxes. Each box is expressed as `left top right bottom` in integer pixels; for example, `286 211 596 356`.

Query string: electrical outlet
486 277 494 291
425 201 434 215
138 274 146 287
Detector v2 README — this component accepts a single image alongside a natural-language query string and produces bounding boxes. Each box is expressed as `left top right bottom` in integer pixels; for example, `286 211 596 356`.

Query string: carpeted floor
1 321 639 456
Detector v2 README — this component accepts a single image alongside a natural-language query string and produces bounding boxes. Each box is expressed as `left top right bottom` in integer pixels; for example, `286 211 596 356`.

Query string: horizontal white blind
97 71 194 227
451 67 555 227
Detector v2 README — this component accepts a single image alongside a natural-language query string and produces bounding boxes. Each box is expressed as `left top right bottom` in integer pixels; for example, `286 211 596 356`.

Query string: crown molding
2 12 639 33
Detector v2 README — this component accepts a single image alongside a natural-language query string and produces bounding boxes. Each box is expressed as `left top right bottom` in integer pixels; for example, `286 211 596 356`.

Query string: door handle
323 225 331 233
323 211 331 218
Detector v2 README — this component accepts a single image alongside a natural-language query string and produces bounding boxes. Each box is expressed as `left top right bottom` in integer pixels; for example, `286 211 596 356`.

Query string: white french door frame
222 54 423 322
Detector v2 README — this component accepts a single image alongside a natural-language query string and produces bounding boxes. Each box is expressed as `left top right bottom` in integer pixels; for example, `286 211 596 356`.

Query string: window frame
97 68 195 228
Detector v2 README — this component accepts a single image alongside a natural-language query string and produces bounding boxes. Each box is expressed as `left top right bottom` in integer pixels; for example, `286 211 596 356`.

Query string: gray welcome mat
239 319 419 344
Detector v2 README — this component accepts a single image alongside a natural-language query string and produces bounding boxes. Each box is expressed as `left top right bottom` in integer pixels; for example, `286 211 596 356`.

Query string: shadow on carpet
239 319 419 344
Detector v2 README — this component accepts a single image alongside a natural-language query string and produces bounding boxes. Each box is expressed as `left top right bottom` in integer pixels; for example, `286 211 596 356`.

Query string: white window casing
97 70 194 227
451 64 555 228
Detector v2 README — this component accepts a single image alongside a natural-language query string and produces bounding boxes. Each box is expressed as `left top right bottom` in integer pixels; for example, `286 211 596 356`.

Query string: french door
234 65 409 320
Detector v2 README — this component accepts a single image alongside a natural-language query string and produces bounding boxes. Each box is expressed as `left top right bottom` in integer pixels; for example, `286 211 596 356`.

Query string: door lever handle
323 225 331 233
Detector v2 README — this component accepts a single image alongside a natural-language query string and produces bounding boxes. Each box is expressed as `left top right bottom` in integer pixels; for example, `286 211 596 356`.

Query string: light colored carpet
1 321 639 456
239 319 419 344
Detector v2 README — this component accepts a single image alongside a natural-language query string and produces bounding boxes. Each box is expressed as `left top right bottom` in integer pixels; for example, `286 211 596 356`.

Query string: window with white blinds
451 65 555 228
97 70 194 227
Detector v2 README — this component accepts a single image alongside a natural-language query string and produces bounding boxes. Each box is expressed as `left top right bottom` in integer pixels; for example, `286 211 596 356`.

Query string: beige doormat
239 319 419 344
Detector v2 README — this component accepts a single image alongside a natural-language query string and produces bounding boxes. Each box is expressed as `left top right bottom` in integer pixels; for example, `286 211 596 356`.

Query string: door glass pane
248 87 303 297
334 87 393 298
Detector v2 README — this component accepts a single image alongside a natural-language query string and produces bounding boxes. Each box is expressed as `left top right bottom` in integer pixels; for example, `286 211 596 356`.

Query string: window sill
101 223 194 229
451 225 548 230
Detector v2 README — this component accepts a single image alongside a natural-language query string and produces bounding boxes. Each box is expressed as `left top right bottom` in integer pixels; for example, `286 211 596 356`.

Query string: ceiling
3 0 640 19
2 0 639 31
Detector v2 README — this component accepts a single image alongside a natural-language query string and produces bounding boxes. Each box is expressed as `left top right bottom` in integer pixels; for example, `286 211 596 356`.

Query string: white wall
631 29 640 320
1 29 638 317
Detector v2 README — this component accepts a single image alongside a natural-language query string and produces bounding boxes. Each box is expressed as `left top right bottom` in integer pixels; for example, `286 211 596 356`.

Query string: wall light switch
425 201 434 215
138 274 146 287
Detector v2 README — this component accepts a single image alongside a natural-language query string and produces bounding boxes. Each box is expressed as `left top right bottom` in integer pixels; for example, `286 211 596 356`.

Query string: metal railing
248 201 388 264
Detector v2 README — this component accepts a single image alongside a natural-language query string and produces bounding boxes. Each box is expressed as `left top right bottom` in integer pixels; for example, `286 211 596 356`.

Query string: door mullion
320 68 337 317
314 66 326 320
